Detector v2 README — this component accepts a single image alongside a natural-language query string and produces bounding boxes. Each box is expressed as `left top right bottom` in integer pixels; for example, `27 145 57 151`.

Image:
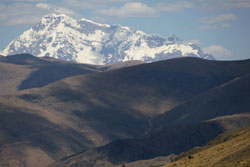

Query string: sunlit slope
164 125 250 167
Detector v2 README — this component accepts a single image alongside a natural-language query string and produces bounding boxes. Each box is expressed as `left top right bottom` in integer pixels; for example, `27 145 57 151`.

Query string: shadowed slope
0 54 148 95
16 57 250 147
101 73 250 163
112 124 250 167
51 114 250 167
1 57 250 167
0 96 95 167
0 54 101 94
50 72 250 167
153 73 250 128
20 57 250 117
0 61 34 95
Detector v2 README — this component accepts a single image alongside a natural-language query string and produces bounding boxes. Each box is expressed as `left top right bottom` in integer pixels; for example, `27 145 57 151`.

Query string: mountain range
0 13 214 65
0 9 249 167
0 54 249 167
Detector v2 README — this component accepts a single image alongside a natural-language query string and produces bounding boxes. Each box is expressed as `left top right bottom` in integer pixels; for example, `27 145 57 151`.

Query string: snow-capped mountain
1 13 214 65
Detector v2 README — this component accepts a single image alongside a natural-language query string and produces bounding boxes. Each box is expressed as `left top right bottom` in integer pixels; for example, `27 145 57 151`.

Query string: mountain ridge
0 54 146 95
1 13 214 65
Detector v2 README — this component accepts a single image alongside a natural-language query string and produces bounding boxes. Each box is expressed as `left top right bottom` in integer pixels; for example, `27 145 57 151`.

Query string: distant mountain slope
50 114 250 167
153 73 250 128
104 73 250 163
111 124 250 167
103 60 144 71
164 125 250 167
0 54 148 95
0 54 101 94
50 72 250 167
1 13 214 65
17 58 250 142
20 57 250 116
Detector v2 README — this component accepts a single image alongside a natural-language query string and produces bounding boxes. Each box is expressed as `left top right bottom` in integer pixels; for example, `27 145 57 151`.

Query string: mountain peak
80 17 110 28
1 13 214 64
43 13 69 19
38 13 78 29
168 34 182 43
41 13 71 22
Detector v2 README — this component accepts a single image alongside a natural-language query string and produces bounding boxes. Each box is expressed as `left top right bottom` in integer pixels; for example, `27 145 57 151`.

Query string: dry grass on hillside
164 126 250 167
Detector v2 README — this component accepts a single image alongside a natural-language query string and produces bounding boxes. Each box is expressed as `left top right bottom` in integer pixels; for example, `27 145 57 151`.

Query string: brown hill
0 61 34 95
1 57 250 167
16 58 250 146
99 73 250 164
112 124 250 167
0 95 96 167
0 54 146 95
0 54 101 95
19 57 250 117
50 72 250 167
50 114 250 167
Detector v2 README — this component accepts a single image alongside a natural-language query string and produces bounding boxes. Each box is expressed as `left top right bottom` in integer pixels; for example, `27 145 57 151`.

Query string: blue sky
0 0 250 60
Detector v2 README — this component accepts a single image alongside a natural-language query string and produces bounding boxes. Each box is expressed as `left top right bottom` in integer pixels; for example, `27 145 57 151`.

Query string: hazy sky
0 0 250 60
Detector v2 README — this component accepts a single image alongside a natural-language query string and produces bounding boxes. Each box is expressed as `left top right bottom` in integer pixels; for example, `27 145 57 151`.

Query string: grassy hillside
164 125 250 167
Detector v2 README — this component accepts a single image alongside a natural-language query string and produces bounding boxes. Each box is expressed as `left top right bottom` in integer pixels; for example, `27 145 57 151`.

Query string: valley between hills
0 54 250 167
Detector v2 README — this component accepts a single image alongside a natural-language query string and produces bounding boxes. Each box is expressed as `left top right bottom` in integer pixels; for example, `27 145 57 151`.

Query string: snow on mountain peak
44 13 68 19
1 13 214 65
80 18 110 28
